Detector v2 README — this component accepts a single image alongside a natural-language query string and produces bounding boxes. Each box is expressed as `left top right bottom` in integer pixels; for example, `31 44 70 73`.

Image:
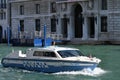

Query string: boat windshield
57 50 84 58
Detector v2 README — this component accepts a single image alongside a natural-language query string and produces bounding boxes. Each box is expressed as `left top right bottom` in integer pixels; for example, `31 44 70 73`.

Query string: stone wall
10 0 120 44
108 0 120 41
11 0 53 39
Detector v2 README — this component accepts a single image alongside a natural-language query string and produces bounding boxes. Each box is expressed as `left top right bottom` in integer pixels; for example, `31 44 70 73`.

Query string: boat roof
28 46 79 52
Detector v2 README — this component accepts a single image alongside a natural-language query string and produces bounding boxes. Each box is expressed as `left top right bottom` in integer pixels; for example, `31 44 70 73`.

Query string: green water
0 44 120 80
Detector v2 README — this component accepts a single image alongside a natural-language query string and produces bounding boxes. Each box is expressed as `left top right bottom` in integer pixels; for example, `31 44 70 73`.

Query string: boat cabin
18 46 84 59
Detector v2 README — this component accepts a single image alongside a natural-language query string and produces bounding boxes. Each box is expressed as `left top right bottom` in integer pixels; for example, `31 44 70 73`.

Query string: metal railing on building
13 31 63 41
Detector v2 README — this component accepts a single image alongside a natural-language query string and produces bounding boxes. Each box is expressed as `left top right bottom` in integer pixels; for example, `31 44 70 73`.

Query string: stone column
95 17 98 40
67 18 72 40
82 16 88 40
56 4 61 35
57 16 61 35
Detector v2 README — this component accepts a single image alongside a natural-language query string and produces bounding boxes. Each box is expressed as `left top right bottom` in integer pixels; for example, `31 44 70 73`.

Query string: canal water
0 44 120 80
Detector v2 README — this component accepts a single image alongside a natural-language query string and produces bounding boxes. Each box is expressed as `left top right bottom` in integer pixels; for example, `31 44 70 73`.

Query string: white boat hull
1 58 98 73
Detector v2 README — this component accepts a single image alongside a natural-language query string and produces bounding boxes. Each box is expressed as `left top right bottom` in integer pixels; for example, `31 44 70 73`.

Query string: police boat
1 46 101 73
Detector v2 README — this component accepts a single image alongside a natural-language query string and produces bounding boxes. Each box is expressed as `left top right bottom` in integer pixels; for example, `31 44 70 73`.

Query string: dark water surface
0 44 120 80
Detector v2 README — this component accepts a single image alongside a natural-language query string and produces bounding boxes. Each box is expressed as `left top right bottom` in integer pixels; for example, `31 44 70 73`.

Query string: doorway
61 17 68 38
0 26 2 43
88 17 95 38
74 4 83 38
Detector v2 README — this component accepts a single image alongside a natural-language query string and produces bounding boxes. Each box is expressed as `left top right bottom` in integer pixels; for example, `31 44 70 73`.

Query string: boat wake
54 67 107 77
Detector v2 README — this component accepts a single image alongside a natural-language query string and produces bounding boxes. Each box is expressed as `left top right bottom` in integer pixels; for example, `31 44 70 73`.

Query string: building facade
0 0 8 42
9 0 120 44
9 0 55 39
